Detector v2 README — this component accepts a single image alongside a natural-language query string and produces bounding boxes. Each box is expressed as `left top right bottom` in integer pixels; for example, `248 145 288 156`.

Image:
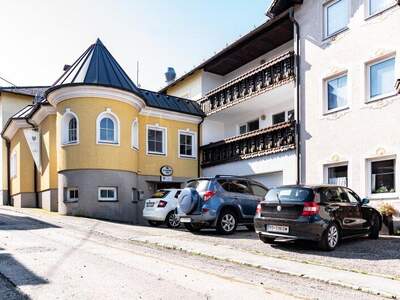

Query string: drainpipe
289 8 302 185
26 118 39 208
1 135 11 205
197 117 205 178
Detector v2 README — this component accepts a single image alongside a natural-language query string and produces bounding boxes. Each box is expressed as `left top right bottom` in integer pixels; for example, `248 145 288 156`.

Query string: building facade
163 15 298 188
1 39 204 224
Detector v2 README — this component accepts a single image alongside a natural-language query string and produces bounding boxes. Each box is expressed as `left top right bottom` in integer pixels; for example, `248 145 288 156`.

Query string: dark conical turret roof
46 39 204 117
51 38 141 95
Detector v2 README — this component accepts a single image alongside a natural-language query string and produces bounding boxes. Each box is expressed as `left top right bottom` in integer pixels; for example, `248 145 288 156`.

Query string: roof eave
159 10 291 93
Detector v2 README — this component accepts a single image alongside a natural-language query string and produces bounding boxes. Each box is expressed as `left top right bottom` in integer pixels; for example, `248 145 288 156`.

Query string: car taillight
302 201 320 216
203 191 216 202
158 200 167 208
256 203 261 217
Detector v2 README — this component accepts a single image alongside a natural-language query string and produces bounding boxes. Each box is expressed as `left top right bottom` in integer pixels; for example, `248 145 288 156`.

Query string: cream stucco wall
296 1 400 205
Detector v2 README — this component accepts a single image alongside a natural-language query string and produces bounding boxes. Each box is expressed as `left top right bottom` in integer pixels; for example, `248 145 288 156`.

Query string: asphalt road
0 209 385 300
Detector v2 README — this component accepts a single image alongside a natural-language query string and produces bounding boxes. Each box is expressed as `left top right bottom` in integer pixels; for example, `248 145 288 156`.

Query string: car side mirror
361 198 369 205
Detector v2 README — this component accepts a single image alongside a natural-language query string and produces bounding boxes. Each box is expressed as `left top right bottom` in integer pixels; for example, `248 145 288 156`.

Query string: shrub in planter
378 203 397 235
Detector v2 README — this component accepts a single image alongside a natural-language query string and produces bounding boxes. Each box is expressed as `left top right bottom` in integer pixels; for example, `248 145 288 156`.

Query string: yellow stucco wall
10 130 34 195
1 92 34 189
56 97 140 172
38 114 58 191
165 70 203 100
137 115 198 178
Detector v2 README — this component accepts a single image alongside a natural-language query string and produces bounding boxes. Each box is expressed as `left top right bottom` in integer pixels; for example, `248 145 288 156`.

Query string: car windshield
265 187 313 202
151 190 170 199
186 180 210 192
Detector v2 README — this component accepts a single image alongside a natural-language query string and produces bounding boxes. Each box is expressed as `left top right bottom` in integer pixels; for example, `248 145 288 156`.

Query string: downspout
26 118 39 208
289 8 301 185
197 117 205 178
1 136 11 205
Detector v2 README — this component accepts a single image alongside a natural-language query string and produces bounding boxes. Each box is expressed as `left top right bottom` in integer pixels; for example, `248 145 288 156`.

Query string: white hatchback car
143 189 182 228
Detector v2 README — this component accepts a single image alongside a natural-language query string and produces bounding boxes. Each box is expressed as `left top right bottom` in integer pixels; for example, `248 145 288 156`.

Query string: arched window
96 110 119 144
68 117 77 143
131 119 139 149
61 109 79 145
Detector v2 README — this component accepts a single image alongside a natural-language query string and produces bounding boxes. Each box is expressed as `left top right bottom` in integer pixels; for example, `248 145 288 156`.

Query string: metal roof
47 38 203 117
0 86 48 99
140 89 204 116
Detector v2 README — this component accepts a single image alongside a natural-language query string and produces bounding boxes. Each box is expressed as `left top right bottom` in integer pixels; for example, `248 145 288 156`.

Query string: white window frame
323 0 350 39
366 55 396 103
366 155 397 199
61 109 79 146
146 124 167 156
324 72 349 114
324 162 349 187
98 187 118 201
96 109 120 145
66 187 79 202
366 0 397 18
10 151 17 179
131 118 139 150
178 130 197 159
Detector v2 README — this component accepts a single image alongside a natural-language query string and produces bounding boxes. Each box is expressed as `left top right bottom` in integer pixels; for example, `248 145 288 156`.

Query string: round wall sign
160 165 173 176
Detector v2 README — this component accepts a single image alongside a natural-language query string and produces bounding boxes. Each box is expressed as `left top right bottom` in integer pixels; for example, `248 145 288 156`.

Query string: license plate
266 224 289 233
180 217 191 223
146 202 155 207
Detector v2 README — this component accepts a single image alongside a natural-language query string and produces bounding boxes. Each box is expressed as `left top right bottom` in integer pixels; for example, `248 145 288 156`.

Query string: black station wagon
254 185 382 250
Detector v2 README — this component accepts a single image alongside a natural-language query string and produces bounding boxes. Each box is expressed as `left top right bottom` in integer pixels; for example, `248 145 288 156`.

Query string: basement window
98 187 118 201
66 188 79 202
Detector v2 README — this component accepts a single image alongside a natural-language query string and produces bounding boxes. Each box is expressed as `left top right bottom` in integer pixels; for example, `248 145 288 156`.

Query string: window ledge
365 93 398 104
179 155 197 160
98 199 119 202
322 27 349 43
131 146 139 151
97 141 120 147
146 152 167 157
368 193 398 200
323 106 350 116
64 200 79 203
61 142 80 147
365 4 398 21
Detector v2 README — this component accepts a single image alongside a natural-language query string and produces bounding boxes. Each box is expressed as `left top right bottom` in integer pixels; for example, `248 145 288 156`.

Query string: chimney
165 67 176 84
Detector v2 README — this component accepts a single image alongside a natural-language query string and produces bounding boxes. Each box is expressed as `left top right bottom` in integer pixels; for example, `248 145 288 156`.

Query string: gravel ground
0 209 384 300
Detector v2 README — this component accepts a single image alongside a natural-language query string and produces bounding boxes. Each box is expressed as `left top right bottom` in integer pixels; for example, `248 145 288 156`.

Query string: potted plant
378 203 397 235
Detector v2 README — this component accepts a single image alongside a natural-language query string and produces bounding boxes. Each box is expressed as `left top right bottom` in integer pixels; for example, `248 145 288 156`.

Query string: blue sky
0 0 271 91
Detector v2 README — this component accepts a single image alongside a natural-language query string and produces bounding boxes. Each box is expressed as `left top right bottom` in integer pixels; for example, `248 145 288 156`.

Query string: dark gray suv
177 176 269 234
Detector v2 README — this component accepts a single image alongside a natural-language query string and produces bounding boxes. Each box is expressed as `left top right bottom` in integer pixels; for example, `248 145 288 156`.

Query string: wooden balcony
201 121 296 167
199 51 295 116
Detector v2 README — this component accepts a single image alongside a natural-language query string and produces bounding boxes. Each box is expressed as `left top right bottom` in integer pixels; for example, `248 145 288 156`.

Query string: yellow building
1 39 204 224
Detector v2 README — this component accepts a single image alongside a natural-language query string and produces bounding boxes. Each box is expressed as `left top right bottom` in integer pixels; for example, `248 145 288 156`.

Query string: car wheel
148 220 162 227
245 225 255 231
216 209 238 235
368 213 380 240
259 235 276 244
165 211 181 229
184 223 203 232
319 223 340 251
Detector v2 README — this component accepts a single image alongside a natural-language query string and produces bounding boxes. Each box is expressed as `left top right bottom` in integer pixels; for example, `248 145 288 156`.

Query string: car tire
368 213 380 240
165 211 181 229
148 220 162 227
260 235 276 244
319 223 340 251
184 223 203 232
216 209 238 235
245 225 255 231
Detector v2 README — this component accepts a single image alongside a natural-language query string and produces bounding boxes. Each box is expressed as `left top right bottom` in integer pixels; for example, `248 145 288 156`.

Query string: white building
163 0 400 209
162 14 299 188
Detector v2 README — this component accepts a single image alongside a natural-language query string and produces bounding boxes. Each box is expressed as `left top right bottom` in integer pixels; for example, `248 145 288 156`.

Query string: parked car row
143 175 382 251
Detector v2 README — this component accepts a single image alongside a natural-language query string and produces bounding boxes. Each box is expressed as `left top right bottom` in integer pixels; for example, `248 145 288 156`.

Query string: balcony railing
199 51 295 116
201 121 296 167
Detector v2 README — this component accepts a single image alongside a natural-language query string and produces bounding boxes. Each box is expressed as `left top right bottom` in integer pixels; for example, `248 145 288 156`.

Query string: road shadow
0 214 59 231
0 253 48 286
269 236 400 261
